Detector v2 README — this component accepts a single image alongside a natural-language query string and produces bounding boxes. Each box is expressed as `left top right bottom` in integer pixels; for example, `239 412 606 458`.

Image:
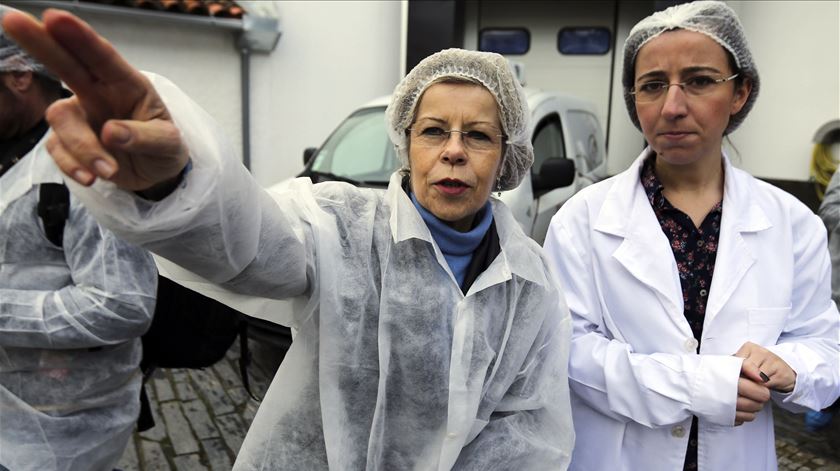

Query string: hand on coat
735 341 797 393
1 9 188 193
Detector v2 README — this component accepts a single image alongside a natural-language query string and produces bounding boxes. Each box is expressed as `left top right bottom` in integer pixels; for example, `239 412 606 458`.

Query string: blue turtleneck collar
410 192 494 287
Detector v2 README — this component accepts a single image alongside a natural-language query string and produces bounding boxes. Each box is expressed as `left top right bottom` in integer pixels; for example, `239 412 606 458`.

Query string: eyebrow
415 116 498 127
636 66 725 82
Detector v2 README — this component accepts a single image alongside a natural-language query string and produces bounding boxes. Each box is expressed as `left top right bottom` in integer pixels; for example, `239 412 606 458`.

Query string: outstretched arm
2 9 188 193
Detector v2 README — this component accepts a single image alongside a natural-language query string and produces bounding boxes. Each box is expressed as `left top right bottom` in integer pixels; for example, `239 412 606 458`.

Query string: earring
496 175 503 197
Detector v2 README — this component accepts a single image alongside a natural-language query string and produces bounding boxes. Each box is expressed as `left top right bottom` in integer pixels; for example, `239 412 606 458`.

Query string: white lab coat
64 73 575 470
543 149 840 471
0 133 157 470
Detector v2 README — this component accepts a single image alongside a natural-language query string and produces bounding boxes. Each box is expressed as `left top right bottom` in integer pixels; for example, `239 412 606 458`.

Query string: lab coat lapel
595 152 686 326
705 157 772 323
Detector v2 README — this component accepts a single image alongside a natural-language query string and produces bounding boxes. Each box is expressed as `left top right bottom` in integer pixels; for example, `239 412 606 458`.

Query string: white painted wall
15 1 403 187
726 0 840 180
248 1 402 185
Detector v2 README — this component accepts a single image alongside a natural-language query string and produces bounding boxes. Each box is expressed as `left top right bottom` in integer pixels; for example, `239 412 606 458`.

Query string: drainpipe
6 0 281 171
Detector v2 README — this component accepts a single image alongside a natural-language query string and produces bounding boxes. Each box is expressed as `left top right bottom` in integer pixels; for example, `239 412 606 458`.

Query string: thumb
101 118 185 159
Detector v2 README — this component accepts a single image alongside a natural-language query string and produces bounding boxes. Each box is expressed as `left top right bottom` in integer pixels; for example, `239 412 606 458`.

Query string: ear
730 77 752 116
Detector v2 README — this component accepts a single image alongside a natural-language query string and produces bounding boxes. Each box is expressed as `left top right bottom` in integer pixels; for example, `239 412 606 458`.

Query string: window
479 28 530 55
531 114 565 175
311 108 396 183
557 27 611 55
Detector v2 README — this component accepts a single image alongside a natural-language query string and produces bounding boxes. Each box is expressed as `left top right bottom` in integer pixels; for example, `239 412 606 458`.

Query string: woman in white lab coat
543 1 840 470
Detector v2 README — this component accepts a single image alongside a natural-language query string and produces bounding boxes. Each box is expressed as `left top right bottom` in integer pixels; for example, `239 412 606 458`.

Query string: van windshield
309 107 397 186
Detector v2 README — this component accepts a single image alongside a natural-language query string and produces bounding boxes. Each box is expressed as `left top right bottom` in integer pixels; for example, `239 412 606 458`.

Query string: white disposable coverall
64 74 574 470
0 133 157 470
544 150 840 471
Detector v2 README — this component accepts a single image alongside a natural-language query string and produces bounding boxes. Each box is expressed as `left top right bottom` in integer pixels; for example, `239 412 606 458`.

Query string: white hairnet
386 48 534 191
622 0 760 135
0 5 57 79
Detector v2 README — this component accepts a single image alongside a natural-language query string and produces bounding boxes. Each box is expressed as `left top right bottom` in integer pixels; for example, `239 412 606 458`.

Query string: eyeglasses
630 73 740 103
407 126 505 153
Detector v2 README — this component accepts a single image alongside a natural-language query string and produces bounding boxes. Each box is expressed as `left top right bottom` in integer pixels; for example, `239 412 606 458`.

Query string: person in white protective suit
2 9 575 470
0 7 158 471
542 1 840 470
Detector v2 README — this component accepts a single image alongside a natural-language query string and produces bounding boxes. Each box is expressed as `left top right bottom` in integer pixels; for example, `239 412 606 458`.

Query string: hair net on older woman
0 5 56 79
386 48 534 191
621 0 760 135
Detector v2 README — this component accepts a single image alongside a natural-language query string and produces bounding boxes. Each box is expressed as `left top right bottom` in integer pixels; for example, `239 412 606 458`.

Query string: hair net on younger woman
386 48 533 191
0 5 56 79
622 0 760 135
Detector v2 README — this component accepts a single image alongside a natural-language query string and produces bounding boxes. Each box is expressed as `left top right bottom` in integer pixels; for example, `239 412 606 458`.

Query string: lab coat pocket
747 306 790 346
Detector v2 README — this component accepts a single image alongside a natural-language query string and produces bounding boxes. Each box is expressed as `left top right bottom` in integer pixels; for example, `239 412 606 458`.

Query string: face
408 82 503 232
633 30 751 166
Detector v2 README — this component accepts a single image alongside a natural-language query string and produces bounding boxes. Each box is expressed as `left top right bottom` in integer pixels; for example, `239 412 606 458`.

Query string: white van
296 89 608 244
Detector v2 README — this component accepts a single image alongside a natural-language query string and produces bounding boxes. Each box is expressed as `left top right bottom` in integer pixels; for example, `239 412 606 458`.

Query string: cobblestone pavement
117 338 840 470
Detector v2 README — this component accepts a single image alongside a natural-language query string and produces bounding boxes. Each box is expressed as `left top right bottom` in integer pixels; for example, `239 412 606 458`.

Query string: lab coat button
671 425 686 438
684 338 699 352
699 289 708 297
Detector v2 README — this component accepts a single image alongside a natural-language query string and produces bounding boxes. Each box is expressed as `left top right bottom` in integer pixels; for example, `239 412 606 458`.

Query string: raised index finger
2 9 143 102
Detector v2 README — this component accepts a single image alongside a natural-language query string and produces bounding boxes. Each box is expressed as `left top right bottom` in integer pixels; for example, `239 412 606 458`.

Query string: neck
654 150 724 196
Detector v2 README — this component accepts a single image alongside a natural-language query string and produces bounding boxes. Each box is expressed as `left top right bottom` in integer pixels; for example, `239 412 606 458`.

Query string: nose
660 84 688 120
441 131 468 165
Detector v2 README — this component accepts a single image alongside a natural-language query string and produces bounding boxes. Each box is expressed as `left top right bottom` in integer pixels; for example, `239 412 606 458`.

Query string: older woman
4 9 573 470
543 2 840 470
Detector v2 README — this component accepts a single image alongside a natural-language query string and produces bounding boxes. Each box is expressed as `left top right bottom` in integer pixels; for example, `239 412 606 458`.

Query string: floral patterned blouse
640 156 723 471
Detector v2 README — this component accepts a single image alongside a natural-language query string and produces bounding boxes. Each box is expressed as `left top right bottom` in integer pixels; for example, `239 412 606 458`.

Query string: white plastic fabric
0 134 157 470
65 73 574 470
0 5 57 79
544 149 840 470
621 0 760 134
386 48 533 191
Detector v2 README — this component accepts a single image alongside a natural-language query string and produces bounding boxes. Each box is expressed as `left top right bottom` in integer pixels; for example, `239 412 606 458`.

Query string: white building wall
248 1 402 185
726 0 840 180
15 1 403 187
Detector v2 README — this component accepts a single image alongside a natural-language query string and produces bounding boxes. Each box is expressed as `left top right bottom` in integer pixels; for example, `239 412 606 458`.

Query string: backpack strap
37 183 70 247
238 320 262 402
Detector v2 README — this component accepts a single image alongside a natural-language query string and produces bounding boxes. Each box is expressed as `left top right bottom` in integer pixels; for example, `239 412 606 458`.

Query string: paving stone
216 413 247 456
155 375 177 402
173 371 198 401
116 436 140 471
140 439 171 470
182 399 220 440
161 401 200 455
241 401 259 425
213 360 241 389
189 368 236 415
226 385 249 406
173 453 209 471
139 393 167 442
202 437 234 471
225 338 241 362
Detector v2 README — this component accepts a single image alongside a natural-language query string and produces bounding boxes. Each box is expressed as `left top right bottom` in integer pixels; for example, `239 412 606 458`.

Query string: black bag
38 183 260 432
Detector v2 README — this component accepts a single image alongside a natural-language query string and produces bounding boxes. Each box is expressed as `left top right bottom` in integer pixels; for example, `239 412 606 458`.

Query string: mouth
433 178 471 196
658 130 694 139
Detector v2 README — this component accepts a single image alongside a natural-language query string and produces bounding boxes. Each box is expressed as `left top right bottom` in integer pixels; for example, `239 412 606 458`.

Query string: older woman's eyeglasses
408 126 505 153
631 73 739 103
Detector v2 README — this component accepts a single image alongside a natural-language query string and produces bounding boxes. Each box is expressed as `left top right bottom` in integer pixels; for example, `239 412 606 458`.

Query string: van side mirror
303 147 318 166
533 157 576 193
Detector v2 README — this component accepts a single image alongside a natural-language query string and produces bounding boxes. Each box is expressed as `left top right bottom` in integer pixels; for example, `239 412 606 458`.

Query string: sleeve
767 210 840 412
0 199 157 349
60 73 320 327
542 201 742 428
453 284 574 470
